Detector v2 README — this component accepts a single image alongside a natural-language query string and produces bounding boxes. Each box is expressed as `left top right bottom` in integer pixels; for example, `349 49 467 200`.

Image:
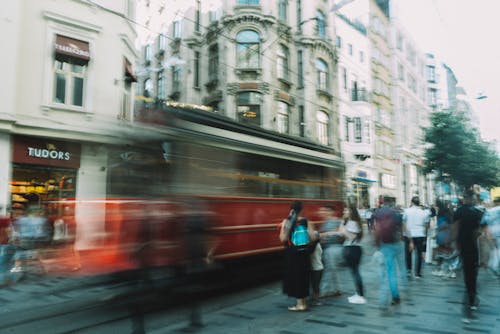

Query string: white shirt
403 206 430 238
310 242 324 271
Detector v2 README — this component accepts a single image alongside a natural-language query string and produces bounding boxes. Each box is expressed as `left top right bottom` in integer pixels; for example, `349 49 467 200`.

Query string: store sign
27 147 71 161
13 136 81 169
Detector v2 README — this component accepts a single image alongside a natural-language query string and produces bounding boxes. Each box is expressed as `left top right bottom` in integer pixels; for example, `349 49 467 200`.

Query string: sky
394 0 500 150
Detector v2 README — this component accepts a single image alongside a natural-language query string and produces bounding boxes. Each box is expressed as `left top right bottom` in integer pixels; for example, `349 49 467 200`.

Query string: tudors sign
13 136 81 169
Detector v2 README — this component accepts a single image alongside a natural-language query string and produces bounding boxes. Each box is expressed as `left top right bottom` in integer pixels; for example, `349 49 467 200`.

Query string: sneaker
391 297 401 306
462 313 477 324
448 272 457 279
10 267 22 273
415 274 423 279
348 294 367 304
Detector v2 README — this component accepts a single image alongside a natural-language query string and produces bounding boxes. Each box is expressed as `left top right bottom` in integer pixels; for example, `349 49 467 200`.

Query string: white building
335 13 376 208
390 19 433 206
0 0 139 247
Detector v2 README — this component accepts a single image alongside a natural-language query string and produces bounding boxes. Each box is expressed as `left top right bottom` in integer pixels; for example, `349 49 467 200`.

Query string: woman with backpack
279 201 318 311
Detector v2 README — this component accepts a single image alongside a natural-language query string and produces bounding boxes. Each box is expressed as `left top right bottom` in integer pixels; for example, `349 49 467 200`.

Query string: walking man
373 204 404 313
403 196 430 278
454 190 483 323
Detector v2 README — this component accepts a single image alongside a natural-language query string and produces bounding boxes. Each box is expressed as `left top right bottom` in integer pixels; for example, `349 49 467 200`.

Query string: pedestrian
403 196 430 278
373 204 405 313
279 201 318 311
309 240 324 306
0 207 15 286
453 190 483 323
337 205 366 304
480 197 500 274
318 205 344 298
432 201 457 278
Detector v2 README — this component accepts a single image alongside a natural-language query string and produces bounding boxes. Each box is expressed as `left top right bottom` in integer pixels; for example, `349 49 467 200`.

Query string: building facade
0 0 139 247
136 0 342 155
335 13 376 208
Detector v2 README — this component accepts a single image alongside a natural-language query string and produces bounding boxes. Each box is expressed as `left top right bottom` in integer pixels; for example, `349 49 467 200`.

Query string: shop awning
124 58 137 82
352 177 377 183
55 34 90 65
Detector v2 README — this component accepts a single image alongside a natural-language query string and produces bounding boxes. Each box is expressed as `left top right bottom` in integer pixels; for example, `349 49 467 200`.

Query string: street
0 229 499 333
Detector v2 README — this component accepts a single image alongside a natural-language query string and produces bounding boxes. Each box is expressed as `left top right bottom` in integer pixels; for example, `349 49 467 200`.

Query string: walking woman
328 205 366 304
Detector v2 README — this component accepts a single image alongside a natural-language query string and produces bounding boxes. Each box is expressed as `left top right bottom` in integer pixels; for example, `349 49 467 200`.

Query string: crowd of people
279 193 500 324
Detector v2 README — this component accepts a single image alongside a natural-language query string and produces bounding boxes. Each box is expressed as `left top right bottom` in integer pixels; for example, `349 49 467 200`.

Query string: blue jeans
0 244 15 284
379 242 403 307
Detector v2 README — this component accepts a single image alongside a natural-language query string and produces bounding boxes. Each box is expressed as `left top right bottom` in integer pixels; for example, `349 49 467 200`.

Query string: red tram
38 105 345 276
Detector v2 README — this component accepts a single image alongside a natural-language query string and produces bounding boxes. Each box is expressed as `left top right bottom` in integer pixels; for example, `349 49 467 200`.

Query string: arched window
277 44 289 80
316 59 329 91
144 78 153 97
316 111 329 145
236 30 260 68
237 91 261 126
277 101 289 134
316 10 326 38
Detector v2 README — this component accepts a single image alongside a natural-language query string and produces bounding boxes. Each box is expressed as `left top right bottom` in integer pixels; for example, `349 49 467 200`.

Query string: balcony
351 88 370 102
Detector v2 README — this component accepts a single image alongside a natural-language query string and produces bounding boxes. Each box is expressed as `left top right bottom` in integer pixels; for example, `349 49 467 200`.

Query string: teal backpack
290 219 309 250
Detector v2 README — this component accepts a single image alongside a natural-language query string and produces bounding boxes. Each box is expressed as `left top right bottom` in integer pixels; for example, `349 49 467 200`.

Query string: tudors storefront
10 135 81 217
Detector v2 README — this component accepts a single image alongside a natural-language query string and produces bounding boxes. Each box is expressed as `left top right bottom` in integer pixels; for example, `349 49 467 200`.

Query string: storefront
10 135 81 218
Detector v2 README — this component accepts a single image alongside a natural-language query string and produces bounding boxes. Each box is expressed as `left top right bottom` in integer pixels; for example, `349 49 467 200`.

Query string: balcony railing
351 88 370 102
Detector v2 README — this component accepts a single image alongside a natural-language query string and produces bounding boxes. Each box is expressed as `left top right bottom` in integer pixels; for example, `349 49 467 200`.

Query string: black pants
461 249 478 308
405 237 426 276
310 270 323 296
343 245 363 296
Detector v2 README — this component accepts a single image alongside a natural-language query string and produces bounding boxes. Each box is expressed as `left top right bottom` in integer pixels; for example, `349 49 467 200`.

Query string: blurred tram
40 104 345 276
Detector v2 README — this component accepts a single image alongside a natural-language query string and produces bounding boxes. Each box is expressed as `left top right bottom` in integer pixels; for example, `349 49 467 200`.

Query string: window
316 59 329 91
158 34 167 51
398 63 405 81
297 0 302 30
316 11 326 38
238 0 260 5
173 21 182 39
236 30 260 68
359 50 364 63
277 101 289 134
195 0 201 33
277 44 289 80
344 116 350 141
316 111 329 145
172 66 181 92
348 43 353 56
209 45 218 82
336 36 342 48
194 51 200 88
278 0 287 22
299 105 305 137
297 50 304 87
428 88 437 106
237 92 261 126
363 119 371 144
53 61 86 107
396 33 403 51
342 67 347 92
157 70 166 100
354 117 362 143
144 45 152 65
426 65 436 82
143 78 153 97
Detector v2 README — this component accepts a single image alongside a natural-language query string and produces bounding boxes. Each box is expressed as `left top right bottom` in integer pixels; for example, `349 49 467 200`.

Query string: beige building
136 0 342 155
